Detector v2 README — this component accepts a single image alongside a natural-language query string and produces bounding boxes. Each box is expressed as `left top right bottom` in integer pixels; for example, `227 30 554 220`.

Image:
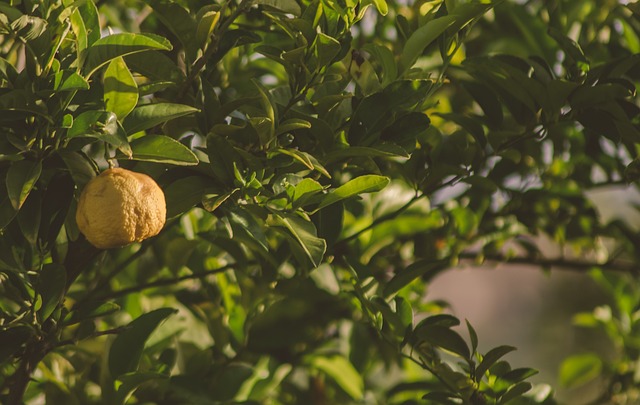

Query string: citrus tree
1 0 640 403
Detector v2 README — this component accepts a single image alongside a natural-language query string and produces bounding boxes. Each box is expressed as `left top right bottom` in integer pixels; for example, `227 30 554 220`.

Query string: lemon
75 167 166 249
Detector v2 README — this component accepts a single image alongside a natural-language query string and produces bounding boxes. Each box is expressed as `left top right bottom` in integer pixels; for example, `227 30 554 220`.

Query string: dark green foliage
0 0 639 404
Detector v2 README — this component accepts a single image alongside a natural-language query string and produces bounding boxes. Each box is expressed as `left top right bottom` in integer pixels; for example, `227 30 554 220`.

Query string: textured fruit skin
76 168 166 249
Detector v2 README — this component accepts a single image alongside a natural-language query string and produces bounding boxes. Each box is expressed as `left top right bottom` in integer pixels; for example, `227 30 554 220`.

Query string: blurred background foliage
1 0 640 403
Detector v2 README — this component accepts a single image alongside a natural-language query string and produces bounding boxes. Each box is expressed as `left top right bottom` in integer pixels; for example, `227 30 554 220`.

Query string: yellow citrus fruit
75 167 166 249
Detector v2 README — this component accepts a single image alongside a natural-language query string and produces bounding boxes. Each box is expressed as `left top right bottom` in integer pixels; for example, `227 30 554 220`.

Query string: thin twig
336 193 425 245
94 262 247 301
335 175 464 246
459 252 640 274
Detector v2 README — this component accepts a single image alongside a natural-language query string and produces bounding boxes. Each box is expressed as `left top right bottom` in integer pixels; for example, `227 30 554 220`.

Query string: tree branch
335 193 425 245
459 252 640 274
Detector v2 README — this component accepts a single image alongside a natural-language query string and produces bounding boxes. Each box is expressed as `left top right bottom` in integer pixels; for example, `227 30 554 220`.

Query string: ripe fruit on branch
75 167 166 249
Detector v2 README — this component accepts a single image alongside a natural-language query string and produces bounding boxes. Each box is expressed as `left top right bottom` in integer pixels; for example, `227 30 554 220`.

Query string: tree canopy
1 0 640 403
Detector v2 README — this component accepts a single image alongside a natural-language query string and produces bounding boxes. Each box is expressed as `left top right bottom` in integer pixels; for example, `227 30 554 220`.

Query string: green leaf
476 346 517 378
499 382 533 404
293 178 324 204
69 9 88 65
64 302 120 325
414 325 471 359
67 110 132 157
363 43 397 85
311 201 344 248
255 0 302 15
126 135 198 166
275 118 312 136
415 314 460 329
547 27 588 67
211 363 255 401
79 0 100 46
371 0 388 16
349 51 382 95
58 150 98 189
0 184 18 231
17 190 40 245
252 80 276 146
274 148 314 170
109 308 177 378
229 207 269 252
115 371 167 405
323 145 409 164
400 15 457 72
309 355 364 399
0 90 50 121
202 189 237 212
384 258 449 297
84 33 173 78
56 70 90 91
317 175 389 210
273 213 326 267
501 367 538 384
122 103 199 135
196 8 221 47
422 391 462 403
466 319 478 354
104 57 138 120
149 1 197 59
125 51 185 83
38 264 66 321
559 353 602 388
461 81 503 127
164 176 213 218
206 133 244 186
6 160 41 211
315 33 341 67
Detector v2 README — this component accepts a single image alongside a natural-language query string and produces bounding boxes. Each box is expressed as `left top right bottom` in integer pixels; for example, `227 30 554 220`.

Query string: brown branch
6 339 49 405
459 252 640 274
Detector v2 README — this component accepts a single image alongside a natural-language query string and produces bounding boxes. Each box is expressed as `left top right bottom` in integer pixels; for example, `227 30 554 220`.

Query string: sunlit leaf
84 33 173 78
104 57 138 119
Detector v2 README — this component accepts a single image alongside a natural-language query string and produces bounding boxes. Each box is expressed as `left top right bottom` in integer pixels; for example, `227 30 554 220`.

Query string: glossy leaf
384 258 449 297
414 325 471 359
126 135 199 166
17 190 40 245
108 308 177 378
84 33 173 78
122 103 199 135
499 382 533 404
273 213 326 267
6 160 41 211
400 16 457 72
476 346 517 378
67 110 132 157
103 57 138 119
38 264 66 321
310 355 364 399
317 175 390 210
